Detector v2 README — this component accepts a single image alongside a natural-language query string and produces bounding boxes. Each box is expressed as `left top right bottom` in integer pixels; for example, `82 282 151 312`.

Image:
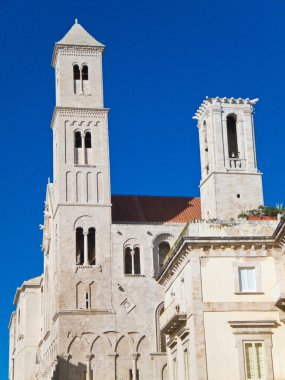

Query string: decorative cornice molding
51 107 109 128
193 96 259 120
228 320 280 334
156 221 285 286
52 309 115 323
52 44 104 67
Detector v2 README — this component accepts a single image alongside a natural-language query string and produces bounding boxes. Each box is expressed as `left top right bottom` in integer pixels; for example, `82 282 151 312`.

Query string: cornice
13 277 43 306
193 96 259 120
52 44 104 67
156 217 285 287
52 309 115 322
51 107 110 128
8 311 16 329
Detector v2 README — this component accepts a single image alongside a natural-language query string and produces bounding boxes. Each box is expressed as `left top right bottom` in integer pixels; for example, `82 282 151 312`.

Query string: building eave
156 216 285 284
13 276 43 306
50 107 110 128
8 311 16 329
52 43 105 67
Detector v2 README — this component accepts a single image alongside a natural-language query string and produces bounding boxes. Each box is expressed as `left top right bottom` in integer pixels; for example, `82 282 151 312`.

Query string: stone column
84 232 88 266
82 132 86 165
58 353 70 380
132 354 138 380
86 354 93 380
131 249 134 275
190 252 208 380
108 353 117 380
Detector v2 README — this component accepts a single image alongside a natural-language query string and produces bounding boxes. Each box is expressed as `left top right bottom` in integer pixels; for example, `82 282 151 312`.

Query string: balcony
273 280 285 311
226 157 246 170
160 298 187 335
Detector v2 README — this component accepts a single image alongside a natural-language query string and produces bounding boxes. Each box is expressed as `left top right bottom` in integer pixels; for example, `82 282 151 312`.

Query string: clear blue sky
0 0 284 377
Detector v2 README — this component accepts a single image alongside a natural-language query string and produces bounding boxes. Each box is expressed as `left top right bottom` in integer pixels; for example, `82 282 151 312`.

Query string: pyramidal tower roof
52 20 104 66
56 20 104 47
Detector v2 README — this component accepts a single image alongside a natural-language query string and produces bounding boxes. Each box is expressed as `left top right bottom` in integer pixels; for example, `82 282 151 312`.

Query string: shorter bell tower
194 97 264 220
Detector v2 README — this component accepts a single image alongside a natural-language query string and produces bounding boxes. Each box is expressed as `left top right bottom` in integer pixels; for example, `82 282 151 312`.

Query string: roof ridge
133 195 146 223
111 194 200 199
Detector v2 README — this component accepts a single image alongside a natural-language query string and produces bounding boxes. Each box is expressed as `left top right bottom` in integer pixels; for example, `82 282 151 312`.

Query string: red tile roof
111 195 201 224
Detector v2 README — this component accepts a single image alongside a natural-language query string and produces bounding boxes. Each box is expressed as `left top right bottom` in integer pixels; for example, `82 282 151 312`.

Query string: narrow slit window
87 227 96 265
124 247 132 274
73 65 80 80
134 247 141 274
76 227 84 265
82 65 88 80
227 115 239 158
85 292 89 309
75 131 82 148
85 132 92 148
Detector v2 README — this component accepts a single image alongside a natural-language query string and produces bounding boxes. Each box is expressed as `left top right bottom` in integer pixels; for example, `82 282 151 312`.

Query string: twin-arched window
73 64 89 94
74 131 92 165
76 227 96 265
124 246 141 275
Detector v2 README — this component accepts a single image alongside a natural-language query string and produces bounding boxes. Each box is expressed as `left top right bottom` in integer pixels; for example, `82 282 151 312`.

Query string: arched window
74 131 82 164
134 247 141 274
82 65 88 80
227 115 239 158
73 65 80 80
158 242 170 271
84 132 92 164
156 303 166 352
85 132 92 148
87 227 95 265
153 234 173 276
124 247 132 274
76 227 84 265
75 131 82 148
73 65 81 94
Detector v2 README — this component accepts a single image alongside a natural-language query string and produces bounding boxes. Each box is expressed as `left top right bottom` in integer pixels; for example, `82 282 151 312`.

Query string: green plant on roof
238 204 285 218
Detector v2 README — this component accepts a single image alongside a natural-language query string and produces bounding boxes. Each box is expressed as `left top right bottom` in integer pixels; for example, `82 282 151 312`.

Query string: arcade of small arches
64 324 167 379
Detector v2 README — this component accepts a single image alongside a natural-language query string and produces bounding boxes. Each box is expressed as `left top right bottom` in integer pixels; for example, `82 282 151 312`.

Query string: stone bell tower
49 21 113 319
194 97 264 220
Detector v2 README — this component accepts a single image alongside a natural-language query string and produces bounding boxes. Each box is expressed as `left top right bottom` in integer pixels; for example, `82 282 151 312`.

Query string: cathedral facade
8 22 199 380
8 22 285 380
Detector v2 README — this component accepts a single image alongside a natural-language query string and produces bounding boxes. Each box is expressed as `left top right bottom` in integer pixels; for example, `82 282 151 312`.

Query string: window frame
233 262 263 295
229 320 277 380
123 243 143 276
239 267 256 292
243 341 266 380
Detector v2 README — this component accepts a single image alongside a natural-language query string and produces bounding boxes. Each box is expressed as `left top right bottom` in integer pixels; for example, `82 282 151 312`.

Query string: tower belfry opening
227 114 239 158
194 97 263 220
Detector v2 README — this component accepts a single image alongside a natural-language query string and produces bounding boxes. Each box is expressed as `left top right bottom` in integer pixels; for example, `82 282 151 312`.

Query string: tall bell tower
49 21 112 320
52 21 110 207
194 97 264 220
